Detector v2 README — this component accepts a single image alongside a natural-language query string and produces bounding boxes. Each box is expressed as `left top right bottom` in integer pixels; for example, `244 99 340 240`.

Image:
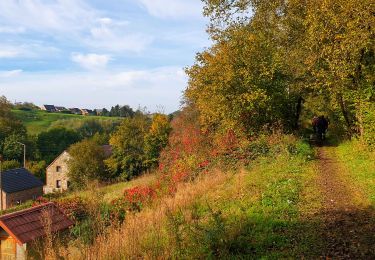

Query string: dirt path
316 147 375 259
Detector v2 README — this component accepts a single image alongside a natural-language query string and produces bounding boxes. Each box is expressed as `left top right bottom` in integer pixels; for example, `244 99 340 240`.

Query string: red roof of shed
0 202 74 245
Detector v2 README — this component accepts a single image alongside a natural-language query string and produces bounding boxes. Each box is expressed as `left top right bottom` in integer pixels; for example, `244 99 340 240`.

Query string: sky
0 0 210 113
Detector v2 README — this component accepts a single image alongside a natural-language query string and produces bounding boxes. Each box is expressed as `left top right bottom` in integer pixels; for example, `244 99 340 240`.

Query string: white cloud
88 18 152 52
0 48 20 58
71 53 111 70
0 0 95 34
0 67 186 112
0 69 22 78
0 1 153 54
0 26 25 34
0 43 60 59
138 0 203 19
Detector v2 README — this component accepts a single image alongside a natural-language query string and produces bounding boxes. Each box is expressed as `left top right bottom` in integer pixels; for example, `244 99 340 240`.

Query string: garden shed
0 202 74 259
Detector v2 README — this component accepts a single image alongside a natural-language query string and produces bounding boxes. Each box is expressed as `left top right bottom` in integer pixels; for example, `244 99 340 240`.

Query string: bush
1 160 21 171
288 141 315 160
27 160 47 182
362 103 375 150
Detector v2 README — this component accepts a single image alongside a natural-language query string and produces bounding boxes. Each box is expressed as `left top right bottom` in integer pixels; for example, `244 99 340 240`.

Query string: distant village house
95 109 103 116
81 109 95 116
69 108 82 115
40 105 57 113
55 106 67 112
0 168 44 210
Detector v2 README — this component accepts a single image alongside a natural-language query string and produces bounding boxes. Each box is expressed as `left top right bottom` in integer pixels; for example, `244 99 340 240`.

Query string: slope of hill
12 109 119 135
54 140 374 259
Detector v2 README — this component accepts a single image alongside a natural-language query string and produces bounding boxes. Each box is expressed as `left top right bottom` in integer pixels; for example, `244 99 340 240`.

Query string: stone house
0 202 74 259
45 151 71 194
0 168 44 210
45 146 113 194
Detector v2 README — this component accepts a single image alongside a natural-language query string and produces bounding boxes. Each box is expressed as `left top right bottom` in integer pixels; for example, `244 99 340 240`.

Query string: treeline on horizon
12 101 152 118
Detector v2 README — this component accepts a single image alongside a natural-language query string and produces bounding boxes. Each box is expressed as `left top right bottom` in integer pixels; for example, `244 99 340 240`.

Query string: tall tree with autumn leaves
186 0 374 145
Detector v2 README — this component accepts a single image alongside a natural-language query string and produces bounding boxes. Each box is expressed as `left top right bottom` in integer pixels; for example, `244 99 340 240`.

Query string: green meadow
12 109 118 135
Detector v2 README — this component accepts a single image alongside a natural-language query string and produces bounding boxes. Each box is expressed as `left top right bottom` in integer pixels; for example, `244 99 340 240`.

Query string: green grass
55 173 157 203
12 109 118 135
336 141 375 204
165 153 323 259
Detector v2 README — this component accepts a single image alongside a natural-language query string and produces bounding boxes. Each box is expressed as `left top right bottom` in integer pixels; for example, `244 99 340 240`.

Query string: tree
78 120 104 138
109 105 134 118
107 114 151 180
187 0 374 141
2 134 25 161
302 0 374 136
27 160 47 182
119 105 134 118
144 114 171 167
67 139 106 189
0 96 26 146
1 160 21 171
101 108 109 116
37 127 81 163
185 21 295 134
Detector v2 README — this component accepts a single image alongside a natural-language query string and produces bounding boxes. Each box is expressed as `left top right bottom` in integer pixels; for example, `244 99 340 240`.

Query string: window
56 180 61 188
32 195 37 200
56 166 62 172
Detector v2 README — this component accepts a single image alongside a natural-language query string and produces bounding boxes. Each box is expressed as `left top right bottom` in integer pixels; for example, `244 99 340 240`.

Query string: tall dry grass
58 169 233 259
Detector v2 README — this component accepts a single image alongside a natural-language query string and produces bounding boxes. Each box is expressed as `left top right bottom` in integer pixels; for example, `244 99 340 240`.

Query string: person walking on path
316 115 329 142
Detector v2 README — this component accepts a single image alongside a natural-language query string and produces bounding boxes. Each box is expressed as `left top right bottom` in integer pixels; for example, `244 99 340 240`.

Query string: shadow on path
315 148 375 258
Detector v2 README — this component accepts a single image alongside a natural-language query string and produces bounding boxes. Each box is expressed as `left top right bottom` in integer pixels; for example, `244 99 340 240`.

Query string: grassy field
60 140 375 259
62 173 158 202
61 150 324 259
12 109 118 135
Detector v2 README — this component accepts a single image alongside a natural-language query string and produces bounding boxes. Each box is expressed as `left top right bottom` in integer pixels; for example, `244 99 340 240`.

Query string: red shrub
56 197 88 221
33 196 49 206
122 186 156 211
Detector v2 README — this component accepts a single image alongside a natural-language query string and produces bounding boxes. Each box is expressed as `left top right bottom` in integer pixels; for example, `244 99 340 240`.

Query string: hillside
51 139 375 259
12 109 119 135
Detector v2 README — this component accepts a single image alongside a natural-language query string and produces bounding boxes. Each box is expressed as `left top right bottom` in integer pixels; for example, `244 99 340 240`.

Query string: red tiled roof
0 202 74 245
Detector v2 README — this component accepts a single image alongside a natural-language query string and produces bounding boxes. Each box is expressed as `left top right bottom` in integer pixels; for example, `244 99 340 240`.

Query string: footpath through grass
315 143 375 257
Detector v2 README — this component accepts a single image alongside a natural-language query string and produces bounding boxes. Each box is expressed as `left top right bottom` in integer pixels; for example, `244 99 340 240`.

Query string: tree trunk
337 93 353 136
294 96 303 130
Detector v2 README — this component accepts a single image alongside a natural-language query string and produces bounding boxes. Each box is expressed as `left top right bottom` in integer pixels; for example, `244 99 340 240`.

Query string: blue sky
0 0 209 113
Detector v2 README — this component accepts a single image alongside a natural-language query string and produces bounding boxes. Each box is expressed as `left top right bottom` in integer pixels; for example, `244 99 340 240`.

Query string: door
0 237 16 260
